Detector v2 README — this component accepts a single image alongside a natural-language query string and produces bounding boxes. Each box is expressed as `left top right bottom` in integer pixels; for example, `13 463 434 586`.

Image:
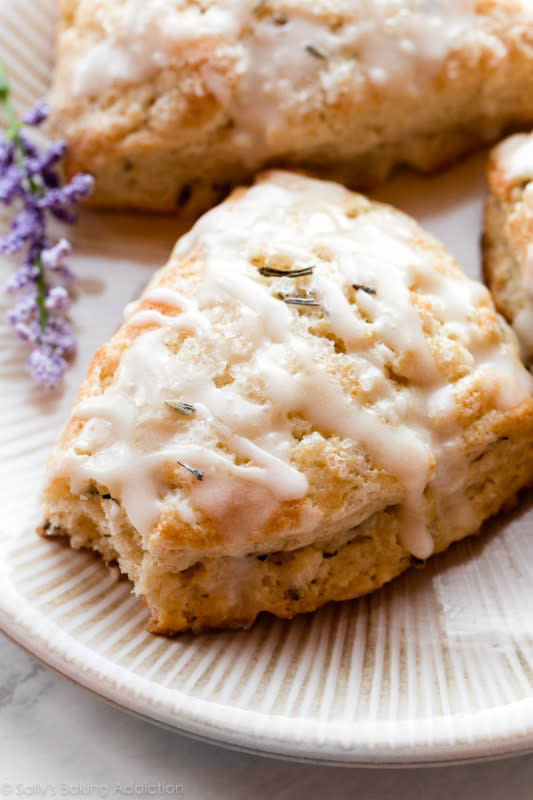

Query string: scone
484 133 533 365
49 1 533 213
41 171 533 634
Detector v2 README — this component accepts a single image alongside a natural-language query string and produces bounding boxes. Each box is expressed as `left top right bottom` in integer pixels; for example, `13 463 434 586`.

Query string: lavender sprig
0 64 93 388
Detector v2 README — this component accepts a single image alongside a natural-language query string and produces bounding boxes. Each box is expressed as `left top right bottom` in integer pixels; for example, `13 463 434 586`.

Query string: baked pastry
484 132 533 365
40 171 533 634
49 0 533 213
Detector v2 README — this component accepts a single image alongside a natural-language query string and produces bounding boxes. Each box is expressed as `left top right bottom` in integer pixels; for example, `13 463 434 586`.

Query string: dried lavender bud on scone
49 0 533 213
40 171 533 634
483 133 533 365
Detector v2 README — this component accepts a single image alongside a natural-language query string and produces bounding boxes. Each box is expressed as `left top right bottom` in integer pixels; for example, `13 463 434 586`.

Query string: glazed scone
49 0 533 213
41 171 533 634
484 133 533 365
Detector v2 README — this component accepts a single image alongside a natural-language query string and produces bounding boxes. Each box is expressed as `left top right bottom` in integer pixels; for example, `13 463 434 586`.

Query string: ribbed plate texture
2 0 533 765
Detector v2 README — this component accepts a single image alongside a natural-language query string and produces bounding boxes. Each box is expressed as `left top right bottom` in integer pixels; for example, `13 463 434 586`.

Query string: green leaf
0 61 9 101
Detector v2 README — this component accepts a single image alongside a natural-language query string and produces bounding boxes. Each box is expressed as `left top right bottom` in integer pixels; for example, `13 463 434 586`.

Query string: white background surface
3 632 533 799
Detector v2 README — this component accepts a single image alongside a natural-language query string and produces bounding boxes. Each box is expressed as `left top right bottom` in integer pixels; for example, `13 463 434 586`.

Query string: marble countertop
3 634 533 800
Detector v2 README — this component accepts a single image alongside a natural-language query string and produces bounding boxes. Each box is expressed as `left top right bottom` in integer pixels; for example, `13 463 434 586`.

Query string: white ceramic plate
3 0 533 766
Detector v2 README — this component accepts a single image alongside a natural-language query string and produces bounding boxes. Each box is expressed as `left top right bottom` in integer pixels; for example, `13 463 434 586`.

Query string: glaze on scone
484 133 533 364
41 171 533 634
50 0 533 212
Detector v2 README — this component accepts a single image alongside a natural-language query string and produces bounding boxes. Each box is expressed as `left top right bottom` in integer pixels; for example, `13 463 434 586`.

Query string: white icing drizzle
69 0 480 149
499 136 533 184
51 174 533 558
70 0 244 95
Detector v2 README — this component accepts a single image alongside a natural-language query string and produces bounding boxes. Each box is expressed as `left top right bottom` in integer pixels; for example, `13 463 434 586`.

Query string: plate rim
3 534 533 767
1 617 533 770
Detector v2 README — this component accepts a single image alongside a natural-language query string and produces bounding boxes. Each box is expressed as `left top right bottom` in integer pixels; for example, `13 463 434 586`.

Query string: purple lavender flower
0 138 14 170
41 316 76 354
25 140 67 178
27 344 68 388
7 289 38 327
39 173 94 223
44 285 70 312
21 99 48 127
17 131 39 160
0 206 45 254
12 318 42 344
0 164 25 204
40 239 76 288
60 173 94 202
5 261 40 293
41 238 71 269
0 72 93 388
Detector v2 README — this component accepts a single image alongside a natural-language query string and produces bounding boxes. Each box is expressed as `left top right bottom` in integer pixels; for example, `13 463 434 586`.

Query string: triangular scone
484 133 533 365
50 1 533 212
41 171 533 634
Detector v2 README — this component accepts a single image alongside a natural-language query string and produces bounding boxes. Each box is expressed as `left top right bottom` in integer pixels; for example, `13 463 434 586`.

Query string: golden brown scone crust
41 171 533 634
483 133 533 364
50 0 533 213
